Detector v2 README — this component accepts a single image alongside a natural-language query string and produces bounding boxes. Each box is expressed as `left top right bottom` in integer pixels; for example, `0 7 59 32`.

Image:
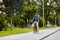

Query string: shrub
19 19 25 27
39 17 46 27
3 20 8 31
0 14 8 31
13 16 20 27
0 22 3 31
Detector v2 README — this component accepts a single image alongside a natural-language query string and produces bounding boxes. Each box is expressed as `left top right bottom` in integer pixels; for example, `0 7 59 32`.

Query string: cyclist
32 13 40 33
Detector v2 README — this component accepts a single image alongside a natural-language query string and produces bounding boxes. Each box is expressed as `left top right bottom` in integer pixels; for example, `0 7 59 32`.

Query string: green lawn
0 26 58 37
0 28 33 37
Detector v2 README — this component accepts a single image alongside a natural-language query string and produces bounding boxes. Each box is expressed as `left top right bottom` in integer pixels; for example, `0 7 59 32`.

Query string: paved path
43 28 60 40
0 27 60 40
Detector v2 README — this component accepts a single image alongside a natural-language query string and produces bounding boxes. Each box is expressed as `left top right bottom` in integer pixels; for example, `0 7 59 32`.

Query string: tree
44 0 60 26
0 13 8 31
3 0 24 27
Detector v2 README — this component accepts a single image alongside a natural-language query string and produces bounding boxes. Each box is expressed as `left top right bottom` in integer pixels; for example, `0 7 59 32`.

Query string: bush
3 20 8 31
0 14 8 31
13 16 20 27
19 19 25 27
56 14 60 26
0 22 3 31
39 17 46 27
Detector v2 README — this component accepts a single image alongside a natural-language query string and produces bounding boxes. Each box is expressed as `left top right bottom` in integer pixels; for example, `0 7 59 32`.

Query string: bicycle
33 22 38 33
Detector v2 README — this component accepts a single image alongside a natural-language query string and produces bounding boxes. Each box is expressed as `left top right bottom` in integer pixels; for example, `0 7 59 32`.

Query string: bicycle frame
33 22 38 33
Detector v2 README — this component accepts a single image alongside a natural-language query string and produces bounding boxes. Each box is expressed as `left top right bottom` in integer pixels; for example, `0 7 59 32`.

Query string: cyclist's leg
34 21 38 33
33 22 37 33
33 22 35 33
36 21 39 33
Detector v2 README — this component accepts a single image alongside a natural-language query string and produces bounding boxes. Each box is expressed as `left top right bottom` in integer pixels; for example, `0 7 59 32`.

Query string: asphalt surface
0 27 60 40
43 28 60 40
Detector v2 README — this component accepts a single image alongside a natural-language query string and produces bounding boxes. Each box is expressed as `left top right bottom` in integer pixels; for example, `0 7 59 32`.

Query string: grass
0 26 58 37
0 28 33 37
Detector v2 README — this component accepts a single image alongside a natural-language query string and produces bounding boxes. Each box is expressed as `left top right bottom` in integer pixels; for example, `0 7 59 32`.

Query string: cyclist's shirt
33 15 39 22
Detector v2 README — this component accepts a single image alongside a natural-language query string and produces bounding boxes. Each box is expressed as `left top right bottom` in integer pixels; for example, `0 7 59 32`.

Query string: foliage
19 19 25 27
0 14 8 31
44 0 60 25
56 14 60 26
23 2 37 19
13 16 20 27
39 17 46 27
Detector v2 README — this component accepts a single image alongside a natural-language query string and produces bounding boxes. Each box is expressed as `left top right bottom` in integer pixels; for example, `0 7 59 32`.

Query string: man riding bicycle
32 13 40 33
